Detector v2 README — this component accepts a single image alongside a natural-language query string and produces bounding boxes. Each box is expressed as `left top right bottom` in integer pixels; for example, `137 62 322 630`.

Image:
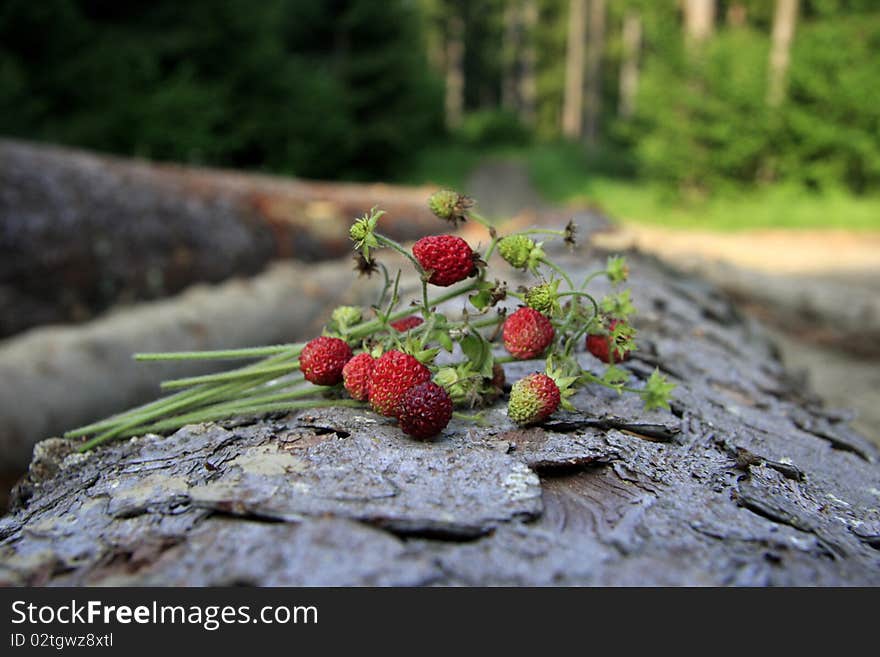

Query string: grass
401 142 880 232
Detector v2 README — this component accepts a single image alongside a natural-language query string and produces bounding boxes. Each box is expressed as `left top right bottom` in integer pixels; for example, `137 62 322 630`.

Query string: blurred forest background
1 0 878 229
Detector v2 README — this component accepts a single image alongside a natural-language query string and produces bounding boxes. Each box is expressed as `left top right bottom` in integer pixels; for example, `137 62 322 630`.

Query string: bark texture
2 245 878 586
0 140 441 338
562 0 586 139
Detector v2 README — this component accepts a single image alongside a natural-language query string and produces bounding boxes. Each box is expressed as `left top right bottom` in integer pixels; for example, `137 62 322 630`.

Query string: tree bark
683 0 715 45
767 0 799 107
618 10 641 120
444 13 466 130
3 239 879 586
562 0 586 139
583 0 606 146
519 0 539 126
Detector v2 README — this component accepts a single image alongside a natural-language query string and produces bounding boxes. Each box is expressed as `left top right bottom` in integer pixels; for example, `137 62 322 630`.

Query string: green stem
518 229 565 238
557 290 600 320
160 364 301 390
375 233 424 273
67 349 299 439
467 210 494 232
135 344 300 362
80 399 367 449
483 236 500 261
579 270 607 290
541 258 575 291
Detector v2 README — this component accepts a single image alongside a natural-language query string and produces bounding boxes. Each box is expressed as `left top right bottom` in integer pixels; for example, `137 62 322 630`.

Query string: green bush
455 109 532 147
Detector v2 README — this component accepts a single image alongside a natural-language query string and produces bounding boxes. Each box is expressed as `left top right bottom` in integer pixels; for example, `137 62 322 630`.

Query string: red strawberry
300 336 353 385
390 315 424 332
398 381 453 439
507 373 561 425
586 319 630 363
342 352 376 401
412 235 478 287
369 350 432 417
502 307 555 360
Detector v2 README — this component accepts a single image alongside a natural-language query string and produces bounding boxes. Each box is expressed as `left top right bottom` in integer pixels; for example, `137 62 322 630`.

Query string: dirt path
467 159 880 443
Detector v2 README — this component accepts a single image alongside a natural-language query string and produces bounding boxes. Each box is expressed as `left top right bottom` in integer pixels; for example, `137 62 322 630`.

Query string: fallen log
0 139 442 338
2 245 878 586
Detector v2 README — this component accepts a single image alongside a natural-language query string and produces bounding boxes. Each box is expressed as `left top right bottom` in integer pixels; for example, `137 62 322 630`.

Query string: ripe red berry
507 373 561 425
502 307 555 360
390 315 424 332
398 381 453 439
300 336 353 386
342 352 376 401
586 319 630 363
369 350 432 417
412 235 478 287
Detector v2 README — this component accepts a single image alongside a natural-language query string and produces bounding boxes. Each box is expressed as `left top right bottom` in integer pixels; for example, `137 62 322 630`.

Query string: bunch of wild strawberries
296 190 674 440
69 190 673 451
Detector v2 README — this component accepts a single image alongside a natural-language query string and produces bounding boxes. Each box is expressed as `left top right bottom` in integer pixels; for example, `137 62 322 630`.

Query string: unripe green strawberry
342 352 376 401
508 374 561 425
369 350 432 417
586 319 631 363
428 190 472 226
331 305 362 329
503 307 555 360
524 280 560 316
300 336 353 386
398 381 453 439
390 315 424 332
413 235 479 287
497 235 533 269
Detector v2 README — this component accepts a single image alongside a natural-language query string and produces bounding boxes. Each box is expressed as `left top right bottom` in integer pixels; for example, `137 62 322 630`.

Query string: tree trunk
618 11 641 120
3 237 879 586
767 0 799 107
726 1 748 28
0 140 442 340
584 0 606 147
683 0 715 45
444 13 466 130
519 0 539 126
501 2 520 112
562 0 586 139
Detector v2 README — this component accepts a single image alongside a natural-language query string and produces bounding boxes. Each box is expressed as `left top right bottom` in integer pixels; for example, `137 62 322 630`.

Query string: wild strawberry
503 307 555 360
428 190 473 227
497 234 544 272
586 319 631 363
369 350 432 417
398 381 453 439
300 336 353 386
342 352 376 401
390 315 424 332
507 373 561 425
412 235 478 287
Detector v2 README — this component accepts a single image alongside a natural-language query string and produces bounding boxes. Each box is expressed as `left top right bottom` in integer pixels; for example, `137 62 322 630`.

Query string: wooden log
2 244 878 586
0 139 441 338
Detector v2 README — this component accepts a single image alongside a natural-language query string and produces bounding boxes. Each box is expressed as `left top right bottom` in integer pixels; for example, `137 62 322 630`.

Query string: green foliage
629 5 880 195
0 0 443 179
455 109 531 147
780 13 880 192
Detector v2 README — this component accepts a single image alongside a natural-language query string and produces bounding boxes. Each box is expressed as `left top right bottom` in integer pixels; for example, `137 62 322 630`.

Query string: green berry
524 281 560 316
498 235 533 269
508 373 561 425
331 305 362 329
